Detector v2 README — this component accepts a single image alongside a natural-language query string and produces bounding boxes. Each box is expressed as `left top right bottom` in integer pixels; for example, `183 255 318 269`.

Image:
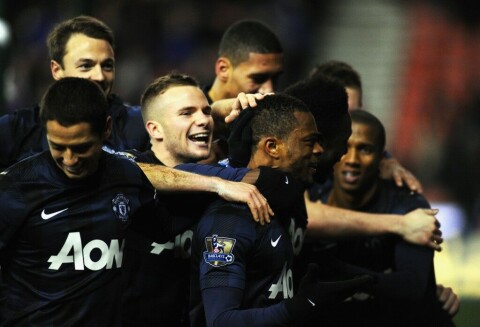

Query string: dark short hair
251 93 310 147
47 15 114 66
140 73 199 122
350 109 386 153
219 19 283 66
40 77 108 136
284 74 348 137
309 60 362 93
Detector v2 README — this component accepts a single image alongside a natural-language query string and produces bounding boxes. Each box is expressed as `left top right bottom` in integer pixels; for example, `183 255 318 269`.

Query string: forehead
291 111 317 136
152 85 209 112
46 120 99 144
64 33 114 59
350 121 377 144
236 52 283 73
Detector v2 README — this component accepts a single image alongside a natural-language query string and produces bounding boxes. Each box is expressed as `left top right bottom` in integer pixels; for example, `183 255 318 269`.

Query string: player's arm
195 206 291 327
175 163 250 182
202 287 291 327
137 162 272 224
0 173 28 253
0 112 19 170
202 265 375 327
368 239 434 301
175 165 306 226
305 192 442 251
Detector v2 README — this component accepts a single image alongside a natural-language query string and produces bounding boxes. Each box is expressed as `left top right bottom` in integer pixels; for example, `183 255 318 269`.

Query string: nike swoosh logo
285 176 289 184
307 298 315 307
271 235 282 247
41 208 68 220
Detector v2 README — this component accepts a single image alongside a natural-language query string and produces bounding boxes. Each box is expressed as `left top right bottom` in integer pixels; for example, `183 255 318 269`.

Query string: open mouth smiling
188 132 210 144
342 170 360 183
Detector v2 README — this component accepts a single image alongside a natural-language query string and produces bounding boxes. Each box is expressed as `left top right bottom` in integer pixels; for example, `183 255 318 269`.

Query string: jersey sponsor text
48 232 125 270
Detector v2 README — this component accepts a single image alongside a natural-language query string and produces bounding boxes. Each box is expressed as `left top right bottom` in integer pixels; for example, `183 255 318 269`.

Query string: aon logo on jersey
268 263 294 299
150 230 193 259
48 232 124 270
289 218 305 256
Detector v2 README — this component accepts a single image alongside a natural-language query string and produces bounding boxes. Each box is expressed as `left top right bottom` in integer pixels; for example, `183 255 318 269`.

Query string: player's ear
51 60 65 80
145 120 164 140
264 137 281 159
104 116 112 139
215 57 231 83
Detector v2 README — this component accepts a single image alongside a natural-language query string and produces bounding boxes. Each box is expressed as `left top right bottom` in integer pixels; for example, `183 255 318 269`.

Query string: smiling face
277 111 324 185
46 120 107 180
147 85 213 167
51 33 115 95
225 52 283 97
333 121 382 195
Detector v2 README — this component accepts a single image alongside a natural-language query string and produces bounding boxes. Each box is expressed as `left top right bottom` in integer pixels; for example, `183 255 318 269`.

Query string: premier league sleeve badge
203 234 236 267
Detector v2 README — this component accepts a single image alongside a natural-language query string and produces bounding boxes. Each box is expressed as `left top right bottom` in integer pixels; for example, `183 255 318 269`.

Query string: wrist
211 176 227 195
389 214 404 236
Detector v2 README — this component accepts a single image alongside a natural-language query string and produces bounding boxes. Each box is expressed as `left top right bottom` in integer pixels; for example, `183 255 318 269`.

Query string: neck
328 179 379 210
208 79 229 103
247 150 276 170
151 143 178 168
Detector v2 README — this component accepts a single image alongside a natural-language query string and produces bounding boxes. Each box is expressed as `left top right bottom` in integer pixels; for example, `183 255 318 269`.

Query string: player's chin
297 169 315 186
190 149 211 161
63 169 89 180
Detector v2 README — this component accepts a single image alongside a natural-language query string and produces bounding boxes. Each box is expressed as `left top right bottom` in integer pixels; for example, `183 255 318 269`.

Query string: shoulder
104 150 142 168
0 105 40 127
108 94 142 117
255 166 306 213
103 151 145 177
307 179 333 203
1 151 48 179
198 200 256 237
381 180 431 211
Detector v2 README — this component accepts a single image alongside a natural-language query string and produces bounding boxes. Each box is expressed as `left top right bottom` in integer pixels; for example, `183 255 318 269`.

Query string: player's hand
224 92 272 123
227 107 256 168
285 263 375 321
400 208 443 251
214 179 274 225
379 157 423 194
437 284 460 316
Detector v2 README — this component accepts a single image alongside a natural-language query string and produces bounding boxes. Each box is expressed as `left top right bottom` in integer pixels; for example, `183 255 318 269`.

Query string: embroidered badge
112 193 131 222
203 234 236 267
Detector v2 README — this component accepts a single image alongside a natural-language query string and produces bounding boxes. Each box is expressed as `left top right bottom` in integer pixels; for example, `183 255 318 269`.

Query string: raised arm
305 192 442 251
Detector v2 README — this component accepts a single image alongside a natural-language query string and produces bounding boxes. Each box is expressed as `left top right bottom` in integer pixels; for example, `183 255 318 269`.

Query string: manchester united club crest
203 234 236 267
112 193 131 222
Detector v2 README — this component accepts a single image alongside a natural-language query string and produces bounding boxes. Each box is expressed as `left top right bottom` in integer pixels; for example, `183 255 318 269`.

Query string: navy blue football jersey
301 179 451 327
121 150 249 326
190 168 307 327
0 150 163 326
0 94 150 170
